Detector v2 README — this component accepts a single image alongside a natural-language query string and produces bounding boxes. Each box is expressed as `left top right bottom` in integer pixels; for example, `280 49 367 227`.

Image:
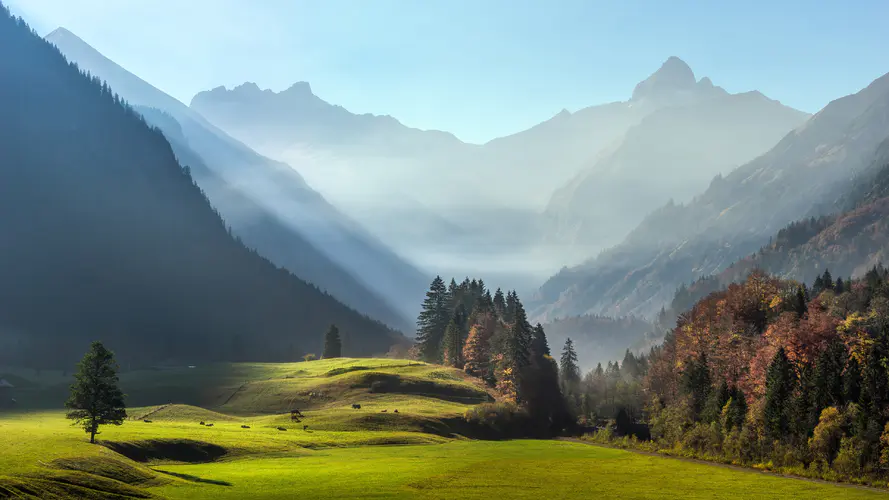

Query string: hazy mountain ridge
45 27 428 326
189 57 805 286
542 60 810 257
0 8 400 367
136 105 414 332
533 69 889 321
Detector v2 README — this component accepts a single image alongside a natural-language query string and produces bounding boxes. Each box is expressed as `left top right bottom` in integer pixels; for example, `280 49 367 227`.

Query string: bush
833 437 865 476
463 402 529 437
302 354 316 362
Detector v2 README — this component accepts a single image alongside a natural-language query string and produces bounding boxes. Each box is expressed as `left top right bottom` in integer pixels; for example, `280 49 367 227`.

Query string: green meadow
1 358 886 499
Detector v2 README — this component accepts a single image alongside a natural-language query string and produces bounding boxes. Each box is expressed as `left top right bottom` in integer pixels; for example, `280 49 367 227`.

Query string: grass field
1 358 887 499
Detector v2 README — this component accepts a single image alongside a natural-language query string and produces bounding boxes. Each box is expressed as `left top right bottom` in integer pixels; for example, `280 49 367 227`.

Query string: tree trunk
90 422 97 444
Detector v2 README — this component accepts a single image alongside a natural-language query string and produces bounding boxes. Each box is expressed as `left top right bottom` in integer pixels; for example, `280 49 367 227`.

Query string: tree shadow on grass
154 469 232 486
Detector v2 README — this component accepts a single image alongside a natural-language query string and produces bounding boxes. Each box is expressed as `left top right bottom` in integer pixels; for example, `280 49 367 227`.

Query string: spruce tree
813 339 846 411
415 276 450 362
441 317 465 368
505 291 518 324
835 277 845 294
65 341 127 443
794 286 808 318
844 356 862 405
322 324 342 358
703 380 730 424
764 347 796 440
560 338 581 395
493 288 506 319
531 323 550 358
681 352 711 420
822 269 833 291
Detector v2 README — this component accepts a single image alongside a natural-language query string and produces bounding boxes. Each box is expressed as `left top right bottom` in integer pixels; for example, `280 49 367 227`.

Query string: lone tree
559 338 581 396
65 341 127 443
323 324 342 358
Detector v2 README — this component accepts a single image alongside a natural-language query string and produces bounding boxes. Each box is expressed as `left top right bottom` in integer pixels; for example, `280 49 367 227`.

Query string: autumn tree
463 324 492 379
66 341 127 444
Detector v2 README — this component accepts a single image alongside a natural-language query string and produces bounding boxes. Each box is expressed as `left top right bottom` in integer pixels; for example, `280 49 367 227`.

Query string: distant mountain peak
631 56 697 101
283 81 313 96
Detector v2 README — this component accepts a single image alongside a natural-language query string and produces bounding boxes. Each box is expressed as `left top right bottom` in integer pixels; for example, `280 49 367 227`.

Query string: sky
8 0 889 144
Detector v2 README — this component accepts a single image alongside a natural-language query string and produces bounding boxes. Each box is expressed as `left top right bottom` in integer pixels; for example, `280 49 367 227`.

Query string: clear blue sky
8 0 889 143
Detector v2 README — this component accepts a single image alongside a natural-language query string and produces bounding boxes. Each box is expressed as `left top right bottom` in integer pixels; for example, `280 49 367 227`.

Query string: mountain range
532 67 889 322
44 28 428 330
189 57 808 282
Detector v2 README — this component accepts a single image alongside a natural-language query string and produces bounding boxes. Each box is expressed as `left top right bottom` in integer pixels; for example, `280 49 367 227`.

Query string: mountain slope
135 106 413 332
45 27 427 325
533 68 889 321
0 6 399 368
720 139 889 285
544 77 809 255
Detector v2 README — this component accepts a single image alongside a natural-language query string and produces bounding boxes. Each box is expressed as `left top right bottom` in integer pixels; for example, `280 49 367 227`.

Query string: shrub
463 402 529 437
809 406 844 465
833 437 865 476
302 354 316 362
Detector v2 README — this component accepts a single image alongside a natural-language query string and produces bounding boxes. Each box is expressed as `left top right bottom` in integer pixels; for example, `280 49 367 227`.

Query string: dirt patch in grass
101 439 228 464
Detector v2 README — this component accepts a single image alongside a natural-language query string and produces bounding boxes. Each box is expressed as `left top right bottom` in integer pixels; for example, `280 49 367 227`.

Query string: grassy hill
1 358 883 499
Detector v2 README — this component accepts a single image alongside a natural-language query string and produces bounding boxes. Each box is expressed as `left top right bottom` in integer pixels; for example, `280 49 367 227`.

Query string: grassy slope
1 358 884 499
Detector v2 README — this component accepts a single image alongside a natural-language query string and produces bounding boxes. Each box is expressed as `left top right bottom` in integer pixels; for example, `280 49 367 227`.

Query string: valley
4 1 889 498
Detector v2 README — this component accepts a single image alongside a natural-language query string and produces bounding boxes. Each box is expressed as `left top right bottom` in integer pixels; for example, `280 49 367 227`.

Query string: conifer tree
322 324 342 358
703 380 730 424
764 347 796 440
505 291 518 324
65 341 127 444
441 317 465 368
835 277 845 294
813 339 846 411
681 352 711 420
822 269 834 291
493 288 506 319
531 323 550 358
560 338 581 395
844 356 862 405
794 285 808 318
415 276 450 362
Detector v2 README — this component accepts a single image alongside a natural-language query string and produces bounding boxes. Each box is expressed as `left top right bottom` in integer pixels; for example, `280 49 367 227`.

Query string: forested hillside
0 6 399 369
46 28 425 328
